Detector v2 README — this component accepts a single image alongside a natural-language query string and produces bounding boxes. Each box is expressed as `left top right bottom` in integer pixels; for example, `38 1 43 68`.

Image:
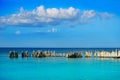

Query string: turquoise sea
0 48 120 80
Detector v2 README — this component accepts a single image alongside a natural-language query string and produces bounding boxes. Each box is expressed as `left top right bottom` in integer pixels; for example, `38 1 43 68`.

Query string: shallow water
0 48 120 80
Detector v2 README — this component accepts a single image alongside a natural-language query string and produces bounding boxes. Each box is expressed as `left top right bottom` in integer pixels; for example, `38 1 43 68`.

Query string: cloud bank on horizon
0 5 113 28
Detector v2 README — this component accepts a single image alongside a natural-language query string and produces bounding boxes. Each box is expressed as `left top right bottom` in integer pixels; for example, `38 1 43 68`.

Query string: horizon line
0 47 120 49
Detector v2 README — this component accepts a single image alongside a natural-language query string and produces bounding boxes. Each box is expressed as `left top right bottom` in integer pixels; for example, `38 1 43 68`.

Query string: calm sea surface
0 48 120 80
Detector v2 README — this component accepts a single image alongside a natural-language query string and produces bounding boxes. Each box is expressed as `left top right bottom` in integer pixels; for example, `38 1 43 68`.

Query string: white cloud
81 10 96 19
0 5 114 27
51 27 57 32
98 12 114 19
47 27 57 33
35 27 57 33
15 30 21 35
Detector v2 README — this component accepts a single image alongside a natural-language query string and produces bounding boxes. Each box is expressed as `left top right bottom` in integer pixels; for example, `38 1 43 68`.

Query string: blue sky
0 0 120 47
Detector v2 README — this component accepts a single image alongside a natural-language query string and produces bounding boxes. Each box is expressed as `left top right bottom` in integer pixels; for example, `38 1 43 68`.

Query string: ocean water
0 48 120 80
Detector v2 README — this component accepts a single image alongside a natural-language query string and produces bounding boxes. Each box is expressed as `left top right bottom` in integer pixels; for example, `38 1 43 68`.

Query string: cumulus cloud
47 27 57 33
0 5 114 27
98 12 114 19
81 10 97 19
35 27 57 33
